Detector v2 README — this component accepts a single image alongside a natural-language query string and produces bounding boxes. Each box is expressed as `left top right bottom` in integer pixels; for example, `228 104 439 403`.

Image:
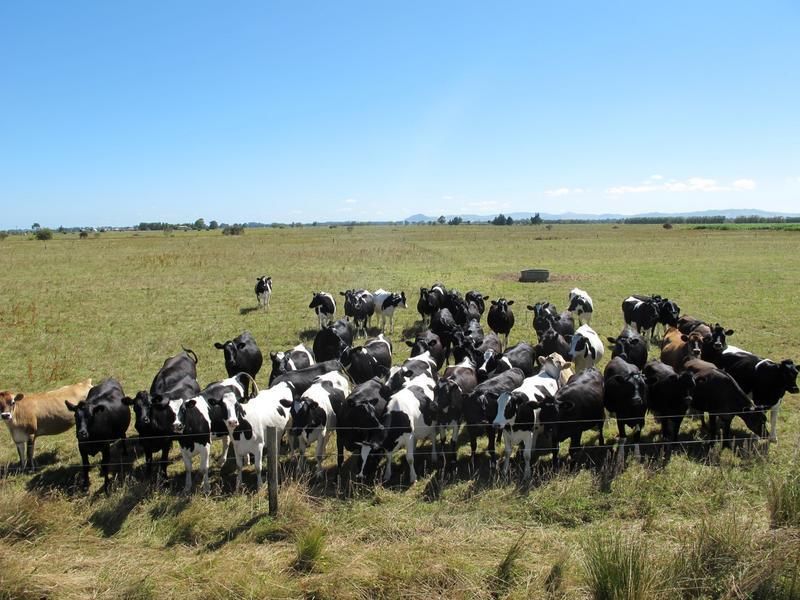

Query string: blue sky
1 1 798 228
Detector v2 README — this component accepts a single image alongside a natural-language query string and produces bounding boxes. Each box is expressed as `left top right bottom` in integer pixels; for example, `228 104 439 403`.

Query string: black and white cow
603 356 647 461
643 360 695 459
701 323 735 363
417 287 443 326
255 276 272 310
527 302 559 336
607 326 648 370
309 292 336 329
718 348 798 442
372 289 407 333
269 344 315 385
289 372 351 475
493 359 565 478
434 357 478 458
388 351 439 393
341 334 393 384
487 298 515 350
569 324 605 372
66 379 131 491
568 288 593 326
622 295 660 341
683 358 767 444
538 368 605 467
340 289 375 337
452 330 502 369
270 359 345 401
477 342 536 382
465 290 489 320
534 325 572 363
335 377 393 477
230 381 293 490
462 367 526 465
655 297 681 338
214 331 263 393
431 308 460 364
312 319 354 362
406 330 446 371
380 372 438 484
125 348 200 477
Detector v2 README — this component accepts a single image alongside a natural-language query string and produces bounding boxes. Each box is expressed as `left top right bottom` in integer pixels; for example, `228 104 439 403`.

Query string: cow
229 381 294 490
65 379 131 492
417 287 443 327
660 325 707 371
527 301 558 335
683 358 767 445
465 290 489 320
340 289 374 337
270 359 345 401
477 342 536 382
534 325 572 363
381 372 438 484
214 331 263 394
372 288 407 333
718 348 798 442
643 360 695 459
567 288 593 326
431 307 460 364
701 323 734 364
606 326 648 370
168 377 246 492
452 330 502 369
603 357 647 461
406 330 446 371
255 275 272 310
125 348 200 477
537 353 574 387
335 377 393 477
0 379 92 470
289 372 351 475
269 344 315 385
341 335 393 384
493 357 567 477
313 319 354 362
309 292 336 329
388 351 439 392
569 324 605 372
443 289 470 326
537 368 605 468
434 357 478 459
487 298 515 350
462 368 526 466
622 295 660 341
544 311 576 340
655 297 681 339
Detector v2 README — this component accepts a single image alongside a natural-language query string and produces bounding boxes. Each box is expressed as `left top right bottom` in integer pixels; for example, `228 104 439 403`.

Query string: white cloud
606 176 756 195
344 198 357 204
650 174 663 180
545 187 584 197
442 195 454 200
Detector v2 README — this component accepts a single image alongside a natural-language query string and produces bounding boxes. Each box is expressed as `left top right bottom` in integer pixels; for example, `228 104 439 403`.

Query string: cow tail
182 347 199 365
237 372 260 399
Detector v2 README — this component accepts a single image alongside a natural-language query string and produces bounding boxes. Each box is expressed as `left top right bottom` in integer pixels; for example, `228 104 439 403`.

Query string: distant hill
404 208 800 223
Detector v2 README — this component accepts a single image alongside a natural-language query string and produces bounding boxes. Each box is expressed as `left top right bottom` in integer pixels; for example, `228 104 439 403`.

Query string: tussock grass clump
581 529 661 600
293 524 327 572
768 471 800 528
489 534 524 598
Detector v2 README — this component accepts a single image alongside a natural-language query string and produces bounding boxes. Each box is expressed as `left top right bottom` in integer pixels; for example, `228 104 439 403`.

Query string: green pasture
1 224 799 599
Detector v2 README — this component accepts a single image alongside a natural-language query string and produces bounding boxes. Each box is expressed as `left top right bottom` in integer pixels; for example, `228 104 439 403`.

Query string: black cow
417 287 442 326
66 379 131 491
655 297 681 337
313 319 354 362
477 342 536 382
701 323 734 363
465 290 488 320
124 348 200 477
534 325 571 363
718 349 798 442
270 360 345 401
214 331 263 394
452 331 502 368
269 344 315 384
434 357 478 458
462 367 526 465
335 377 393 477
622 295 660 341
603 357 647 460
487 299 515 350
309 292 336 329
643 360 695 459
341 334 393 384
683 358 767 444
406 330 446 371
527 302 559 336
442 289 470 326
537 368 605 467
255 276 272 310
431 308 460 364
606 326 648 370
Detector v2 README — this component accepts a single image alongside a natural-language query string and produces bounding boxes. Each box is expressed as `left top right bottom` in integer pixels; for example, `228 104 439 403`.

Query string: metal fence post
266 426 279 515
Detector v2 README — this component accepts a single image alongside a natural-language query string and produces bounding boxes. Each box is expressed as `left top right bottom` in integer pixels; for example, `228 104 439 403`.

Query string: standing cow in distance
214 331 263 394
255 276 272 310
487 298 515 350
309 292 336 328
568 288 593 326
373 289 408 333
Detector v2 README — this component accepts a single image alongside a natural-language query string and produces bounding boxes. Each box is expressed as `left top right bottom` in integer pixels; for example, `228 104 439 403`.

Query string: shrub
663 223 673 229
0 231 8 241
222 224 245 236
34 228 53 240
79 231 88 239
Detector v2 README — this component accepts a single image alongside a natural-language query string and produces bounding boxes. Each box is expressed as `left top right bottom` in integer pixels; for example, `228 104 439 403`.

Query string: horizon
2 2 798 229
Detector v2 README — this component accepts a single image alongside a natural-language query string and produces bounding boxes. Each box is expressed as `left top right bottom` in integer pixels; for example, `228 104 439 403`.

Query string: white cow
372 288 408 333
569 324 605 372
568 288 594 325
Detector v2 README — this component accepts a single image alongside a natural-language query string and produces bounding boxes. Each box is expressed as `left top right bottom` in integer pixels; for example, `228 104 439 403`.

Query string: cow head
682 331 704 359
739 405 768 437
493 391 525 430
465 291 488 315
65 400 105 440
780 359 799 394
208 391 241 430
0 391 22 421
169 398 188 433
123 391 153 428
571 335 597 361
491 298 514 313
709 323 734 352
608 370 646 409
658 299 681 326
537 353 572 384
435 378 463 422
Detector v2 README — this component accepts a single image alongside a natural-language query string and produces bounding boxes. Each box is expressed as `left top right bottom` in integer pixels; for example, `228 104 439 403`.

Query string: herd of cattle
1 283 798 493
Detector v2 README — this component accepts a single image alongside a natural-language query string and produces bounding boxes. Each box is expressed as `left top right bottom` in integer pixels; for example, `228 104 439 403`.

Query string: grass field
1 223 799 599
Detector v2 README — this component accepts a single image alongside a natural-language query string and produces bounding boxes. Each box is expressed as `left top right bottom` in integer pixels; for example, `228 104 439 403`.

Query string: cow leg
101 445 111 494
144 448 154 476
254 442 264 490
27 438 36 470
722 418 733 449
502 431 512 475
469 431 478 469
487 426 497 465
405 435 418 484
80 450 91 490
182 449 193 493
159 443 171 479
316 432 329 476
14 439 25 469
298 436 308 471
337 436 345 471
430 433 438 464
235 446 244 491
633 425 642 460
522 432 534 479
769 401 781 443
199 445 211 494
383 449 393 482
216 435 230 468
358 444 371 479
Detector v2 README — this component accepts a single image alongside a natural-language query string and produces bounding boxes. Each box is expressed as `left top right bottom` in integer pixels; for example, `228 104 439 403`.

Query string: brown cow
660 325 710 371
0 379 92 469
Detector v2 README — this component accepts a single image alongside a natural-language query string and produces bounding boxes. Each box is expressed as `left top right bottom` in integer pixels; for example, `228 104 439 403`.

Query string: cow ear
537 356 546 366
279 398 292 408
185 399 197 408
339 291 346 296
483 295 489 300
491 300 498 306
65 400 78 412
13 393 24 403
527 305 535 311
214 342 224 349
270 352 278 360
122 396 135 406
91 404 106 415
606 337 616 344
507 300 515 306
681 335 689 342
405 340 414 347
563 362 574 371
725 329 734 336
589 346 597 360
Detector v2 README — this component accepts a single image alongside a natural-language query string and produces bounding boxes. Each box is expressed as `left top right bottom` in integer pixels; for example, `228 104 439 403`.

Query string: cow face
537 354 571 381
478 349 499 376
610 371 646 409
493 391 525 430
781 360 799 394
658 299 681 326
710 324 734 352
217 392 241 429
65 400 105 440
169 398 187 432
571 335 596 361
682 332 704 359
739 406 767 437
124 391 153 428
434 378 462 422
0 391 21 421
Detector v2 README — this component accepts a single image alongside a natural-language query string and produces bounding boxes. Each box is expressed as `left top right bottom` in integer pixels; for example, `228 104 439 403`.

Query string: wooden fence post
266 426 279 516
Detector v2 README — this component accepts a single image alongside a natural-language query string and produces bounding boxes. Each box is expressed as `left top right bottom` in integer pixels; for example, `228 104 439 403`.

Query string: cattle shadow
204 513 267 552
27 465 82 494
88 482 150 537
401 321 426 340
239 306 261 315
